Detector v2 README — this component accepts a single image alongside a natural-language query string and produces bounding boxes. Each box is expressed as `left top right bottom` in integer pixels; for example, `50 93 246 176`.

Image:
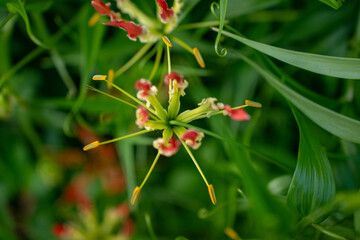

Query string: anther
131 186 141 205
193 47 205 68
92 75 107 80
107 69 114 89
83 141 99 151
162 36 172 47
88 12 100 27
208 184 217 205
245 100 262 108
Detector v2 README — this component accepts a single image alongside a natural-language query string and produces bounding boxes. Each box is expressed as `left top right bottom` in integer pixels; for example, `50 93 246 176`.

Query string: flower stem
99 129 152 146
170 120 295 171
104 79 158 117
139 152 161 189
114 42 153 78
172 35 193 54
166 45 171 74
148 44 163 81
177 21 223 30
210 104 248 117
177 134 209 187
87 86 137 109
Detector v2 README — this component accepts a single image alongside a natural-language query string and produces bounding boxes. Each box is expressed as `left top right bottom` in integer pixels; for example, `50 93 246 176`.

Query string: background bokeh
1 0 360 239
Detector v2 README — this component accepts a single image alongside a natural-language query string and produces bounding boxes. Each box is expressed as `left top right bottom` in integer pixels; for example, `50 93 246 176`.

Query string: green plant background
0 0 360 239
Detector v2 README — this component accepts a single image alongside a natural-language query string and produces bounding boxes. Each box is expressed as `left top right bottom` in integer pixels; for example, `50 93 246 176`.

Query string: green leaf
211 0 228 57
227 138 293 237
6 0 47 48
218 29 360 79
236 53 360 144
318 0 345 9
287 108 335 218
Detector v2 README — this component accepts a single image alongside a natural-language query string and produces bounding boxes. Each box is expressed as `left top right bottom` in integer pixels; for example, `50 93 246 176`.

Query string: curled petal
104 21 143 41
136 106 149 128
181 129 204 150
91 0 121 21
223 105 251 121
155 0 174 23
153 137 181 157
135 79 157 100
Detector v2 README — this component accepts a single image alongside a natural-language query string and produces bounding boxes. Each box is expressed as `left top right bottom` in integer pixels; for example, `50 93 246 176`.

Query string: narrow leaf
236 53 360 144
217 29 360 79
211 0 228 57
6 0 47 48
287 108 335 218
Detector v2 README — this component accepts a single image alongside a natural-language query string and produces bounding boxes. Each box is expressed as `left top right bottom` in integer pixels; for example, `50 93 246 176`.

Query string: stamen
88 13 100 27
92 75 107 80
208 184 217 205
245 100 262 108
177 136 210 187
139 152 161 189
99 129 152 146
224 227 240 240
193 48 205 68
162 36 172 47
83 141 99 151
107 69 114 89
131 186 141 205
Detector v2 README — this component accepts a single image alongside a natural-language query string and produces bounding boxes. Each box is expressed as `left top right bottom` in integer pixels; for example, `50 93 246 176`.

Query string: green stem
139 152 161 189
0 12 16 30
100 129 152 146
114 42 153 78
169 120 295 171
178 137 209 187
104 79 159 118
87 86 137 109
148 44 163 81
172 35 193 53
166 45 171 74
0 13 79 89
177 20 223 30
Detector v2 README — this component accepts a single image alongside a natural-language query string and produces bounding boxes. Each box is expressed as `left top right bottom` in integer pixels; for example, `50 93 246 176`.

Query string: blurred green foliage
0 0 360 239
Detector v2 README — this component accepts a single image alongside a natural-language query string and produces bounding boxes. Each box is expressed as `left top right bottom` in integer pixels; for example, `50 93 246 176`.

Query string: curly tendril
211 0 228 57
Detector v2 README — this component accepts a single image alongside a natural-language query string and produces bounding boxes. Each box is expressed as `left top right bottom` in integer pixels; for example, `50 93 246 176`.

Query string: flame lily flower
84 38 262 206
90 0 209 69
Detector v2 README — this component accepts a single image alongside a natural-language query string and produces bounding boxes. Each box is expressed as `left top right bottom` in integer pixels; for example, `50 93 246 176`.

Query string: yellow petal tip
107 69 114 89
131 186 141 205
83 141 99 151
245 100 262 108
208 184 217 205
193 47 205 68
162 36 172 47
92 75 107 81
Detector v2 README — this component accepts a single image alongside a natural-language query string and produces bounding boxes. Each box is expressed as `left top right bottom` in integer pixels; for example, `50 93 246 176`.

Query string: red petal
134 79 151 91
164 72 183 86
225 106 251 121
104 21 143 40
91 0 111 16
52 223 67 237
155 0 174 22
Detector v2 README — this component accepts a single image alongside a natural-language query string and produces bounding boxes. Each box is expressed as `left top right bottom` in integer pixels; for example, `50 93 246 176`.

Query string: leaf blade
218 29 360 79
